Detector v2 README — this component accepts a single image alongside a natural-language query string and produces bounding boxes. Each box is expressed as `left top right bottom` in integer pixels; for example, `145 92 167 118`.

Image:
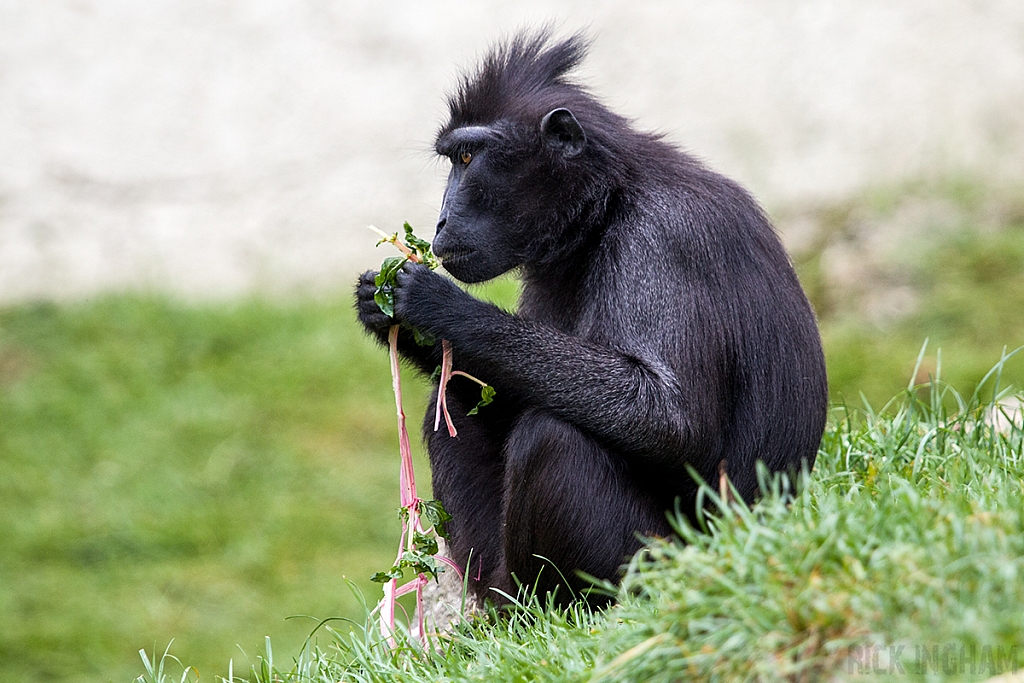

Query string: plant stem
380 324 457 649
379 325 420 647
389 325 417 508
434 340 457 437
450 370 489 387
372 231 474 648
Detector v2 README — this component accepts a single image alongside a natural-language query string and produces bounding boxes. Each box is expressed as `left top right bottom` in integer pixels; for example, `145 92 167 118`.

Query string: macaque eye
460 151 473 165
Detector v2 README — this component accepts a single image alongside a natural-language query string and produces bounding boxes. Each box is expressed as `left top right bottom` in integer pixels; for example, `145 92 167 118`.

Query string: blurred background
1 2 1023 681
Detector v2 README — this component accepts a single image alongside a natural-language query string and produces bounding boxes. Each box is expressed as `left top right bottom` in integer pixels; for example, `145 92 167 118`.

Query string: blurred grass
0 182 1022 682
0 296 426 683
0 278 522 683
792 179 1024 405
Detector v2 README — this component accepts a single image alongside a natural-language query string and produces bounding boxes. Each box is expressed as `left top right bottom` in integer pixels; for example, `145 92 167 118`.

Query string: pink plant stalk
378 577 397 645
372 236 481 648
433 343 491 439
435 554 464 578
378 325 422 646
377 325 465 649
434 340 457 437
390 325 417 509
451 370 489 386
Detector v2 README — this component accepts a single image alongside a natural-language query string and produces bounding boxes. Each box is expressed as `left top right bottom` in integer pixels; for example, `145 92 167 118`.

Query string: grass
136 366 1024 683
0 296 429 683
0 280 522 683
791 179 1024 406
1 182 1023 682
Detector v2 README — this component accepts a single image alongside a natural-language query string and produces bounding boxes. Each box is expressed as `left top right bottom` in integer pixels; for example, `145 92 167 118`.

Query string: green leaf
373 256 407 316
401 223 439 270
413 531 439 556
398 550 443 579
412 328 435 347
403 222 432 253
429 365 442 382
369 566 403 583
373 287 394 318
467 384 496 416
371 225 438 321
376 256 407 285
419 499 452 538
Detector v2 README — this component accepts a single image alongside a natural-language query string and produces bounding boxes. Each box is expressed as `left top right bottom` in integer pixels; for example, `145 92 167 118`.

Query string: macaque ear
541 108 586 157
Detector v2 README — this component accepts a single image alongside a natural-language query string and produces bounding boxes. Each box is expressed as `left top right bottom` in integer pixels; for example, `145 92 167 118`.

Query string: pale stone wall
2 1 1023 301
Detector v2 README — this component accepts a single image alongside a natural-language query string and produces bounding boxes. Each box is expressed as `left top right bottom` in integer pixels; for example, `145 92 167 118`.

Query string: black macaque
356 32 827 607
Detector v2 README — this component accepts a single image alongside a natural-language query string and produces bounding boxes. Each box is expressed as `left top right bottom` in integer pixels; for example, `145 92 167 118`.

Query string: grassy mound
139 367 1024 683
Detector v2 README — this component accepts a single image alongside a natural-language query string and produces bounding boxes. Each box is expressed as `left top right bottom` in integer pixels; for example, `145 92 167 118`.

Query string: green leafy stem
368 223 495 646
370 223 496 418
370 500 453 584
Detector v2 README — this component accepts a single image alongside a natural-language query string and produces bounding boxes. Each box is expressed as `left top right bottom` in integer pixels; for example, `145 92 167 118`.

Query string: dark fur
356 32 828 605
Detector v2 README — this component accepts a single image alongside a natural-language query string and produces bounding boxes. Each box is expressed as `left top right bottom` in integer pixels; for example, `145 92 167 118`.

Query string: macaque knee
501 413 669 600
